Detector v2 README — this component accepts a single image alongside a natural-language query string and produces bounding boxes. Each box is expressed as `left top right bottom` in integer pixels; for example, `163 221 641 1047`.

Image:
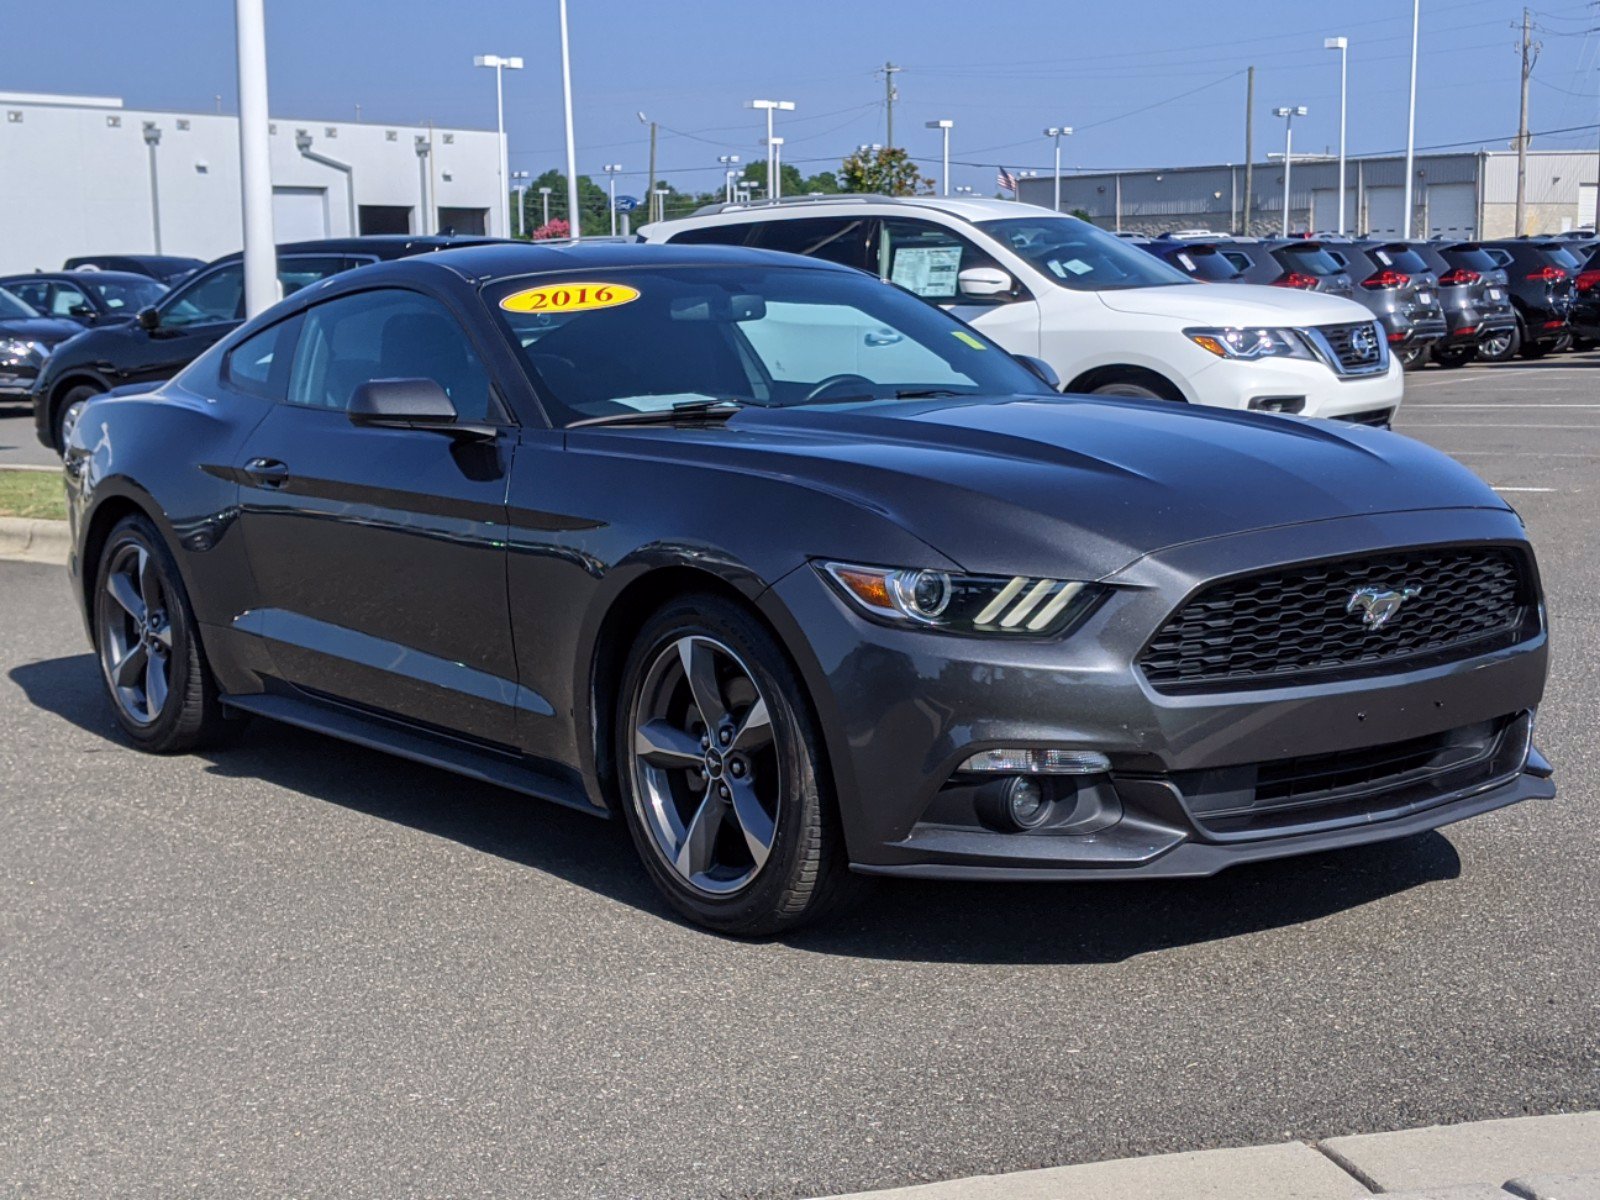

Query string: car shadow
12 653 1462 966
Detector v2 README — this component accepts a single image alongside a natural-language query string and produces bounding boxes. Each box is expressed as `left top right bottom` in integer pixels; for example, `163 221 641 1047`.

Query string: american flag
997 167 1017 193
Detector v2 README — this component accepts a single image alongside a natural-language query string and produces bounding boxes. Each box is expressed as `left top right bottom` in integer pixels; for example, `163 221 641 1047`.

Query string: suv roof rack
683 192 1019 219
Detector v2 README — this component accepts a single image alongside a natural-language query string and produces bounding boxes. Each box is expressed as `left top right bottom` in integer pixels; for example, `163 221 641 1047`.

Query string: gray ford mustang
62 242 1555 934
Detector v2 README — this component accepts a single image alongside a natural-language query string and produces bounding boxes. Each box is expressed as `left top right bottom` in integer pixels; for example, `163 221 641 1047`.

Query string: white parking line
1403 403 1600 409
1491 486 1558 492
1397 423 1600 429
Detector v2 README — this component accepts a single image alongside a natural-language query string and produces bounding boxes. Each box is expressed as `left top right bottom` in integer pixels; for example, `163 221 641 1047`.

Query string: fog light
1247 396 1306 414
960 748 1111 775
976 776 1052 832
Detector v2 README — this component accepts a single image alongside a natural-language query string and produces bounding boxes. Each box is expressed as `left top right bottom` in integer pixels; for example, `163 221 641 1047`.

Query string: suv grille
1317 320 1386 373
1138 547 1535 693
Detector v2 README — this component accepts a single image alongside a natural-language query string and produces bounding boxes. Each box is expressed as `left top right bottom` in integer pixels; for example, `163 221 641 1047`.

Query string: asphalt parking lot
2 358 1598 1199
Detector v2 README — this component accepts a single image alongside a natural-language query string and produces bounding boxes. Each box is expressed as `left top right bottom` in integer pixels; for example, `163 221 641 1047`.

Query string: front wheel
616 595 855 935
1090 380 1181 402
55 383 102 451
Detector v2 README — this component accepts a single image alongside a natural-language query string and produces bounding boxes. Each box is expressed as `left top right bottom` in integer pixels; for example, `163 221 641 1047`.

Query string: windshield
0 288 39 320
1167 245 1241 281
1276 244 1345 276
489 265 1052 426
975 216 1194 290
1442 247 1500 273
1367 245 1434 274
86 275 166 312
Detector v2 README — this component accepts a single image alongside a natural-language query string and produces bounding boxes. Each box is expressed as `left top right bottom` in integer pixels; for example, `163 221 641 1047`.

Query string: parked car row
1132 231 1599 369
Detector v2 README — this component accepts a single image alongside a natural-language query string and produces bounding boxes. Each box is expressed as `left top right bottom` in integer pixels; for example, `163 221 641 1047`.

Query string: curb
0 516 70 565
817 1112 1600 1200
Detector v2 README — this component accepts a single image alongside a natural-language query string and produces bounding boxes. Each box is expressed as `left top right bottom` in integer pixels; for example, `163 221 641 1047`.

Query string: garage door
1364 187 1405 237
1580 184 1598 231
1312 188 1356 234
1425 182 1476 238
272 187 329 242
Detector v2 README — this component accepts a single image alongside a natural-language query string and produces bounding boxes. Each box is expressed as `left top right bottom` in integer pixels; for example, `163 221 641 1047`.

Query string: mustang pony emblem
1347 585 1422 629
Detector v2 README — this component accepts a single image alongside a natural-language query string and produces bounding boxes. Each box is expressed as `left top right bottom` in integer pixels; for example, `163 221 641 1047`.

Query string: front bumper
0 367 40 399
771 508 1551 879
1186 352 1404 422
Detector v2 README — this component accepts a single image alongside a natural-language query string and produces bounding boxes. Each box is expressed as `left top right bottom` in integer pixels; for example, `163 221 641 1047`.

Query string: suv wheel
616 595 856 935
1477 325 1520 363
55 384 102 450
1090 379 1182 402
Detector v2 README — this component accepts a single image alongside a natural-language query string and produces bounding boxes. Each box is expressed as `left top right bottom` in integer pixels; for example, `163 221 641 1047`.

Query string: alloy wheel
1478 330 1514 359
59 399 87 446
97 543 173 726
628 635 779 896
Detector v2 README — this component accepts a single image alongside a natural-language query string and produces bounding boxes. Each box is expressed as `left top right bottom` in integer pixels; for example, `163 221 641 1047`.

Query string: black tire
614 594 858 935
1090 379 1182 402
1519 338 1551 360
1431 344 1476 369
1572 336 1596 352
1476 324 1521 363
1398 342 1430 370
91 514 233 753
54 383 102 451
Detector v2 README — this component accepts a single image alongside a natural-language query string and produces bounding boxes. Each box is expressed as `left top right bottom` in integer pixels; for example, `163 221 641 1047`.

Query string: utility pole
1515 7 1539 236
646 117 658 222
1242 66 1255 235
880 62 903 148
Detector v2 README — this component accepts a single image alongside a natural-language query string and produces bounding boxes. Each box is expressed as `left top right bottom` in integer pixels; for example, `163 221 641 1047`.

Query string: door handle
245 457 290 488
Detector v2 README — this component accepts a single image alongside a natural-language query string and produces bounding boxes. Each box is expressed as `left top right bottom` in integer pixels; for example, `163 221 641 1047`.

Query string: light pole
415 136 432 234
745 99 795 199
767 137 785 199
1043 125 1073 212
653 185 670 221
473 53 523 239
557 0 580 238
925 120 953 196
1273 106 1308 236
234 0 276 319
1324 37 1349 234
953 184 975 196
603 163 622 236
142 123 163 253
718 155 741 203
510 169 530 236
1402 0 1420 237
538 186 552 229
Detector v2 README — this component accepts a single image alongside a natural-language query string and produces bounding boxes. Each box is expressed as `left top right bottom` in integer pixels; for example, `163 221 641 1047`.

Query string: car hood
1096 281 1376 326
620 396 1507 580
0 315 82 345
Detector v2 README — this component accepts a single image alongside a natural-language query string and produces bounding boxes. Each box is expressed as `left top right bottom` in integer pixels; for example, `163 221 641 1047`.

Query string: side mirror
136 306 161 332
1015 355 1061 391
957 266 1015 299
69 304 95 318
348 378 495 440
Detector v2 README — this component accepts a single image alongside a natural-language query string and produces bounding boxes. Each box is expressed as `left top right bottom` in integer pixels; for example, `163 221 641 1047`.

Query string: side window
8 281 50 311
50 283 92 316
224 315 301 401
665 225 755 247
1220 251 1253 273
161 265 245 328
286 289 495 421
279 255 357 298
748 217 873 271
878 218 1010 303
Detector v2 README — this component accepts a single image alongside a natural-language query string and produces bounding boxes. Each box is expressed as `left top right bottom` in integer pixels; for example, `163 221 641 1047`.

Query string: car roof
0 269 163 286
411 239 865 284
650 193 1060 231
207 235 510 268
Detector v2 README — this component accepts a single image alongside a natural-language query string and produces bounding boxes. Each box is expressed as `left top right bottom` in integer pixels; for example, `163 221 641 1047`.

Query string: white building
0 92 504 275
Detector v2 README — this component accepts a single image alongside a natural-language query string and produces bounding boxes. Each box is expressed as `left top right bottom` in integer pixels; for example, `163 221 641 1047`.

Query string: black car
0 270 168 327
1415 243 1518 368
63 242 1555 934
34 236 502 450
1135 235 1246 282
1565 244 1599 345
62 254 205 286
0 287 85 405
1216 239 1356 297
1478 239 1582 358
1323 240 1449 369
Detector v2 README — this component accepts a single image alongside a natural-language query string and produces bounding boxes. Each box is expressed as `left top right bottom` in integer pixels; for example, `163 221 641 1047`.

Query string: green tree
739 161 843 199
839 147 931 196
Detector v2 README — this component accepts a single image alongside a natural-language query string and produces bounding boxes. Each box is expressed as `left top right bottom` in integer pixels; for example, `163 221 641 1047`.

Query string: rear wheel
1519 337 1551 360
1089 379 1183 402
1476 325 1520 363
92 514 232 752
1398 342 1431 370
615 595 855 935
55 383 102 451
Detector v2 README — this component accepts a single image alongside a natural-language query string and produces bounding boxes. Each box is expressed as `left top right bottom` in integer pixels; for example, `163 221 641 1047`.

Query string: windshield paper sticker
890 246 962 298
500 282 640 313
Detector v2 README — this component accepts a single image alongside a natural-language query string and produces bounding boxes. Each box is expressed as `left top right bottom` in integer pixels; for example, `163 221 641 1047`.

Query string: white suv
641 196 1403 424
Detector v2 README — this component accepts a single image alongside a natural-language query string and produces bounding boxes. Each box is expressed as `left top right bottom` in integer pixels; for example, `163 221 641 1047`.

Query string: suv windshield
86 275 167 312
489 265 1052 425
1441 246 1500 273
975 216 1194 290
1365 245 1434 274
1276 244 1345 275
1166 245 1241 281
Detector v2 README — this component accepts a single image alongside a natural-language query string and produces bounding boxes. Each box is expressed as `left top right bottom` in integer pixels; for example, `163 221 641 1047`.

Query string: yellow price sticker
951 330 986 350
500 281 640 314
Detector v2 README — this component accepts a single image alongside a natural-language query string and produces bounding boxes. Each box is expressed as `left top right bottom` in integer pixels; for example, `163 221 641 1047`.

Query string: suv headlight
1185 326 1313 361
821 562 1104 636
0 337 48 364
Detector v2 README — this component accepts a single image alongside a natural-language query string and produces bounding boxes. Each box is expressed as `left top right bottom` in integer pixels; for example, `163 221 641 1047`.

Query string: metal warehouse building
1018 149 1599 240
0 91 502 275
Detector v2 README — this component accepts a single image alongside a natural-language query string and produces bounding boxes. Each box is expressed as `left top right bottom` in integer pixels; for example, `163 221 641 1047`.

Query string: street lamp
1043 125 1073 212
653 185 670 221
718 154 741 203
1273 106 1308 237
1402 0 1420 237
473 53 524 239
953 184 975 196
766 137 785 199
557 0 580 238
510 169 531 237
602 163 623 236
925 120 954 196
538 185 552 228
415 135 433 234
1324 38 1349 235
141 122 163 253
745 99 795 200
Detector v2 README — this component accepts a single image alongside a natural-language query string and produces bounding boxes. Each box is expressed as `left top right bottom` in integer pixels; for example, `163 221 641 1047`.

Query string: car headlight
1185 326 1313 361
820 562 1104 636
0 337 48 364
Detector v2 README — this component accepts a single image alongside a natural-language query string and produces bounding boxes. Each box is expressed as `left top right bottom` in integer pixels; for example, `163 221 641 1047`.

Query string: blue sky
7 0 1599 197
